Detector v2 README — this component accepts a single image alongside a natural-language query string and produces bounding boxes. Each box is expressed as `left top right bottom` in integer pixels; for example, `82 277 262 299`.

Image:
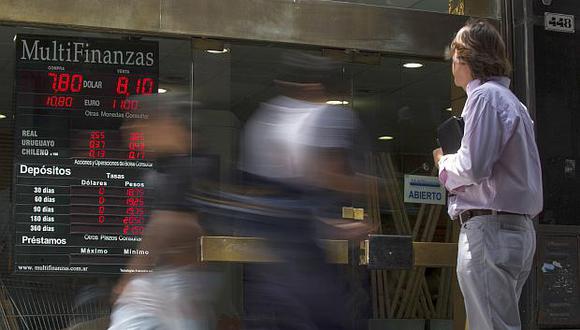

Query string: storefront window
194 43 453 237
193 43 456 322
0 24 456 326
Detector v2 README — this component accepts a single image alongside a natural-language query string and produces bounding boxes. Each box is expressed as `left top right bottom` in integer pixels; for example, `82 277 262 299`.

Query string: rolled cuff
438 155 466 193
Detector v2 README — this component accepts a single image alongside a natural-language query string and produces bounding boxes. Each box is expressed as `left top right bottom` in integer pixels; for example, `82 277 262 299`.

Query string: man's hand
432 148 443 169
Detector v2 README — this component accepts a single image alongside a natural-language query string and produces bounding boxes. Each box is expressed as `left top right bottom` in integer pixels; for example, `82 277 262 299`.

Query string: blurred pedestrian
238 51 372 329
109 94 224 330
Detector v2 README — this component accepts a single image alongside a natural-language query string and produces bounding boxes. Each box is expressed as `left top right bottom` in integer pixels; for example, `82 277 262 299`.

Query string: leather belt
458 209 522 225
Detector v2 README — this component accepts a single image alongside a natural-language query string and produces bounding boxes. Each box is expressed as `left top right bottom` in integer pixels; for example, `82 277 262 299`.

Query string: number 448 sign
545 12 575 33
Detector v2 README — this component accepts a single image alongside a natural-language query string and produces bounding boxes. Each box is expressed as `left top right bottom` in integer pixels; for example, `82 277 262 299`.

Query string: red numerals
88 130 106 159
126 197 144 207
116 76 129 96
128 151 145 159
90 131 105 139
97 187 106 224
126 188 144 196
45 72 82 108
123 225 144 235
113 99 139 111
128 132 145 159
89 150 106 158
48 73 83 93
45 96 73 108
115 76 155 97
139 78 154 94
123 187 145 235
89 140 105 149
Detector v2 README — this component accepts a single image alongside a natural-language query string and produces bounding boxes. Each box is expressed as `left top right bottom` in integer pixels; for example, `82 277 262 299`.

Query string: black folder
437 116 464 154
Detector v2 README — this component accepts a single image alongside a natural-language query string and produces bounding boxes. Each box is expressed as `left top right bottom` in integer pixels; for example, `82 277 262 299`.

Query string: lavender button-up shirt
438 77 543 219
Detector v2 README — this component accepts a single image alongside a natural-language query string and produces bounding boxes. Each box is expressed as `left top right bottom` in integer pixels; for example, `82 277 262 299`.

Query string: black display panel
13 35 159 274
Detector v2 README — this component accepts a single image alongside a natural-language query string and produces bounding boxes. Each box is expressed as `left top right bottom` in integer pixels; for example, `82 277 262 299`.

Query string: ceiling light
403 62 423 69
326 100 349 105
158 88 167 94
378 135 394 141
0 114 6 119
206 48 229 54
445 107 453 112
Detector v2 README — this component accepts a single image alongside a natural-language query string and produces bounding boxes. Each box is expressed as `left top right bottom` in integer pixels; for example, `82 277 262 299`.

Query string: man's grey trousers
457 214 536 330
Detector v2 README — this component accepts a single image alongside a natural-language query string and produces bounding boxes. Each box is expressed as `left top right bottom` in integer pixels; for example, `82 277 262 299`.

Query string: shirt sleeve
438 94 505 192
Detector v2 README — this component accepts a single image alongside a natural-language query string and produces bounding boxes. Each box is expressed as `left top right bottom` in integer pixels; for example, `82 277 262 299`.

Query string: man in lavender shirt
433 19 543 330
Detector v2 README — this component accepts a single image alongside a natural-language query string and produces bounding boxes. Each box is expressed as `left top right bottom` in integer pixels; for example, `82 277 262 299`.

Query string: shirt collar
465 76 511 96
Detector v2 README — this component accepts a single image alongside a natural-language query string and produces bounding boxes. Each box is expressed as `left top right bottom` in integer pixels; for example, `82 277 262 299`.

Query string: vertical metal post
510 0 537 118
504 2 539 329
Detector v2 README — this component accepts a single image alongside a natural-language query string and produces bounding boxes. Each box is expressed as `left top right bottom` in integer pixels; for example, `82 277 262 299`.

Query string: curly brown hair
450 19 511 81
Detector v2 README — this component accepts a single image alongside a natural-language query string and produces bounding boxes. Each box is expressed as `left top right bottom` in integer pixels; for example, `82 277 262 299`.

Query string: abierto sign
403 175 446 205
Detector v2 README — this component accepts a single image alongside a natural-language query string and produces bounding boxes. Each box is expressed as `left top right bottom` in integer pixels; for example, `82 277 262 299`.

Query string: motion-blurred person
238 51 372 329
433 20 542 330
109 94 224 330
241 51 371 235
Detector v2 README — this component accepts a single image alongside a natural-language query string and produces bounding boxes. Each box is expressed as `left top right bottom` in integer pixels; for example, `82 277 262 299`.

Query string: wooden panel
413 242 457 267
200 236 349 264
200 236 456 267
